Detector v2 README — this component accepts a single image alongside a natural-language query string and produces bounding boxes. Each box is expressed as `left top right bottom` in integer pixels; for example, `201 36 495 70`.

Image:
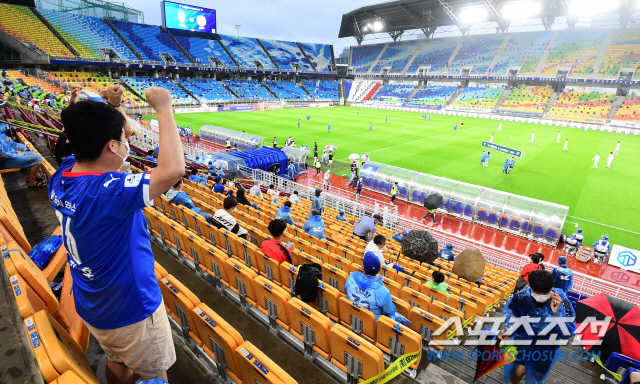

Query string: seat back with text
198 241 230 287
461 292 488 315
321 263 348 295
285 297 332 360
400 286 432 312
235 341 298 384
225 258 259 306
25 310 98 384
375 316 422 369
329 324 384 381
338 296 377 343
255 249 283 285
309 281 340 323
421 284 450 305
158 274 202 345
254 276 291 330
191 303 244 383
408 307 449 351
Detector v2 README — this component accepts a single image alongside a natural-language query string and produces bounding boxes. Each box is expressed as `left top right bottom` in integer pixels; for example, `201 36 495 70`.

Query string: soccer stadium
2 0 640 382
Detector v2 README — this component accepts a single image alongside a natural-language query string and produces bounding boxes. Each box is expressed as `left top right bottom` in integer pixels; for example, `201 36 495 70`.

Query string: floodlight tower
235 25 241 36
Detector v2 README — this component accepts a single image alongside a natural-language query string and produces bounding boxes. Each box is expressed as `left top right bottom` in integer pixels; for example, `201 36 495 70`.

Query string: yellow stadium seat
235 341 298 384
338 296 377 343
254 276 291 331
376 316 422 370
286 297 332 360
329 324 384 382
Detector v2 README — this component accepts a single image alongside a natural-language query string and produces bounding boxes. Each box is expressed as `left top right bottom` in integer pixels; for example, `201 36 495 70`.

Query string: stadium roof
338 0 631 43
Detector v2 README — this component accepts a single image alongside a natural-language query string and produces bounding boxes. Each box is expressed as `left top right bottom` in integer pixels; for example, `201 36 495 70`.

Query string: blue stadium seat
478 209 487 222
545 227 558 242
374 180 380 190
419 192 427 204
406 37 460 74
455 202 463 215
111 20 190 64
487 211 498 225
264 81 311 100
499 215 509 228
173 35 236 67
301 80 338 100
533 224 544 238
260 39 312 71
520 221 531 235
412 191 420 202
399 187 407 198
218 34 275 69
463 205 473 218
299 42 333 71
509 218 521 231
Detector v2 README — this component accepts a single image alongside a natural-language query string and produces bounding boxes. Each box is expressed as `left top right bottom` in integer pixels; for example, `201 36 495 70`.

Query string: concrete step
591 30 615 76
367 43 390 74
544 92 559 114
494 89 512 109
487 34 511 75
535 31 560 75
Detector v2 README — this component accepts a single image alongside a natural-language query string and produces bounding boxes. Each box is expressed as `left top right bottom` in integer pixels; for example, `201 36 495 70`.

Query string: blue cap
316 187 322 193
446 243 453 250
402 231 408 236
577 229 582 234
363 252 381 275
339 210 345 215
558 256 568 267
602 235 609 241
214 176 222 182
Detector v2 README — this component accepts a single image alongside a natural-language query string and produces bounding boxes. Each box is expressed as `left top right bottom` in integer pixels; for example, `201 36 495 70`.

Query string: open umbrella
401 230 439 264
348 153 360 160
452 248 486 283
325 145 337 151
474 337 517 381
575 293 640 362
423 193 443 210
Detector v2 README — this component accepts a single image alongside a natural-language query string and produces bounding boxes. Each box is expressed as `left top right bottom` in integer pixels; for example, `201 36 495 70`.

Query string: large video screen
162 1 216 34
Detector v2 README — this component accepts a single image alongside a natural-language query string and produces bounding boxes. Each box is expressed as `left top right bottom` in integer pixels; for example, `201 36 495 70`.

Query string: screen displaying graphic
162 1 216 34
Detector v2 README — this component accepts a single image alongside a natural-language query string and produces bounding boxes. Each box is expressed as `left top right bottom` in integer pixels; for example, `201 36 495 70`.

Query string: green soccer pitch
143 106 640 250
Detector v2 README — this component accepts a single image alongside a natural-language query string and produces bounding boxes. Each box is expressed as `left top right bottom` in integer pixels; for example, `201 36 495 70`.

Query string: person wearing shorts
0 140 45 187
49 85 184 382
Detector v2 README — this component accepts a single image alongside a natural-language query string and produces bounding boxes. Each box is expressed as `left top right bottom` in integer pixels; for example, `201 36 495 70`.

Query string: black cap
373 214 383 220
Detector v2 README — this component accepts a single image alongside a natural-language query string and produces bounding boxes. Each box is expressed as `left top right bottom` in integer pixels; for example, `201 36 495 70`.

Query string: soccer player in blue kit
328 122 331 133
297 119 300 128
453 123 457 132
369 122 373 132
48 86 184 382
502 158 510 174
385 116 388 123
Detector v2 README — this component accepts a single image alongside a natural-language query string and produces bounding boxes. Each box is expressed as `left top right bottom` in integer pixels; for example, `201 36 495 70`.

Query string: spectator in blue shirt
146 149 157 163
352 214 382 242
207 161 216 175
212 176 225 194
303 209 326 240
392 231 408 244
309 188 323 218
48 86 183 382
439 243 456 261
167 178 213 221
188 168 207 186
336 210 348 222
287 161 296 179
275 201 298 226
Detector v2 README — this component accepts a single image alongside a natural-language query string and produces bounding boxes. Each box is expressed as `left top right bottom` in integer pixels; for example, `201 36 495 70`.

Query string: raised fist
100 84 124 106
144 87 172 111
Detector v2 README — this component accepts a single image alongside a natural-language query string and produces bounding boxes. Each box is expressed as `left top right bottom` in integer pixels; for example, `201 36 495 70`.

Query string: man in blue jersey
297 118 300 128
49 86 184 383
508 156 515 174
328 122 331 133
369 122 373 132
480 151 487 166
428 114 431 122
502 158 510 174
357 109 359 116
385 116 388 124
453 123 457 133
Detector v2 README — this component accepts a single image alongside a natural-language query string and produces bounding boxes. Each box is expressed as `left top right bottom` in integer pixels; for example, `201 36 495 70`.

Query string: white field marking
343 121 496 159
567 215 640 235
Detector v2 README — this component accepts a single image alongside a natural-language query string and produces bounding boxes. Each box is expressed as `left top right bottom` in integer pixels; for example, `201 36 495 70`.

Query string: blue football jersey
48 156 160 329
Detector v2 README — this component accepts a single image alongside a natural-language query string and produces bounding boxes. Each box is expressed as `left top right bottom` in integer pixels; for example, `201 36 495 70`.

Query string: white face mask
114 140 129 167
531 292 551 303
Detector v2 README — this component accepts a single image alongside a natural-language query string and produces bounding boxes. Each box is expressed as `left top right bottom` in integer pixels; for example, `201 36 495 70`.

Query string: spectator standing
519 253 545 288
353 214 382 242
310 188 323 217
49 86 184 382
390 182 398 203
302 209 326 240
323 170 331 190
551 257 574 293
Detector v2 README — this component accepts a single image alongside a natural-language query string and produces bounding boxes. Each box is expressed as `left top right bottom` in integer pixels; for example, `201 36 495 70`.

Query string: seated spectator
236 186 252 206
302 209 326 240
0 130 28 152
276 201 298 226
520 253 545 285
439 243 456 262
336 210 347 222
271 194 279 205
211 196 248 239
146 149 156 163
212 176 225 194
267 184 279 196
225 176 235 189
261 219 294 264
392 230 408 244
425 271 449 301
207 161 215 175
0 137 45 187
188 168 207 186
345 252 410 324
289 190 300 204
249 182 264 199
551 257 573 293
166 178 212 222
365 235 390 266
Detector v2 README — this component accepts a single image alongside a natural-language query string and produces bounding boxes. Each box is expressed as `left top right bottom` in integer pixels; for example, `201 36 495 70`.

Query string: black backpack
294 263 322 303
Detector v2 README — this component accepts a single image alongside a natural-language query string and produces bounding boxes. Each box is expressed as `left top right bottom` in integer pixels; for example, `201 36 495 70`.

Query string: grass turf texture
144 106 640 250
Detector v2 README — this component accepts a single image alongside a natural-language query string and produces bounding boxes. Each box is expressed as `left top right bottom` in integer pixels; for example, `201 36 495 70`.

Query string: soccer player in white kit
490 134 494 143
614 141 620 156
529 132 535 143
592 153 600 168
557 131 561 143
498 123 502 132
607 152 614 168
563 139 569 151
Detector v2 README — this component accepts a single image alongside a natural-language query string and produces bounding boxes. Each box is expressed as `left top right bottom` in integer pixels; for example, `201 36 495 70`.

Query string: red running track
297 169 640 291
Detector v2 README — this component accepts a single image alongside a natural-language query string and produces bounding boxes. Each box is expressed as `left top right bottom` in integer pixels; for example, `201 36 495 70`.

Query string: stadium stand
218 34 276 69
407 85 458 108
38 9 138 61
406 37 460 74
0 3 72 57
264 80 311 100
110 20 191 64
351 43 386 73
122 77 197 104
490 31 554 75
540 29 608 76
598 29 640 77
612 92 640 122
371 83 417 103
497 85 553 114
370 40 422 74
449 86 505 109
260 39 313 71
298 42 333 71
448 35 504 75
172 35 237 67
177 78 237 102
544 89 615 122
222 79 277 100
301 79 339 100
43 71 146 107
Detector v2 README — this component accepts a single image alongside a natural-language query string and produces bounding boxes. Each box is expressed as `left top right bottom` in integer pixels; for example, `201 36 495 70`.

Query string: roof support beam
388 30 404 41
542 16 555 30
421 26 437 39
397 4 422 24
438 0 458 22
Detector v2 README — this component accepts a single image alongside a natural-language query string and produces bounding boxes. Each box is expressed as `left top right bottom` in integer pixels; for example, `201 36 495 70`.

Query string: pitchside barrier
237 164 640 307
351 103 640 135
